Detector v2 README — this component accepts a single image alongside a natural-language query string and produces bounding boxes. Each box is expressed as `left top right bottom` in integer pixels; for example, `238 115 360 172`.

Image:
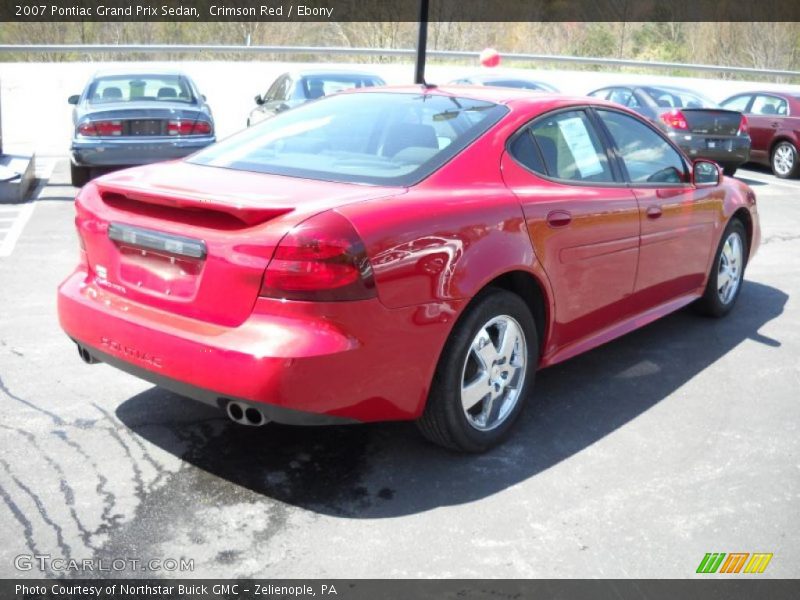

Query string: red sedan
722 90 800 178
58 86 760 452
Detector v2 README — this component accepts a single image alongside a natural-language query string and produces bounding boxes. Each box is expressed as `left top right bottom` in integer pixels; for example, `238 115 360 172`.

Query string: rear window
86 75 196 104
189 92 507 186
642 87 717 109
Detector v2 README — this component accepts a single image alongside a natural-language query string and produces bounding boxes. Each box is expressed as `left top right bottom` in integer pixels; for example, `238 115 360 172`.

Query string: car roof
91 67 191 78
726 90 796 98
459 73 548 82
287 68 385 79
593 83 701 95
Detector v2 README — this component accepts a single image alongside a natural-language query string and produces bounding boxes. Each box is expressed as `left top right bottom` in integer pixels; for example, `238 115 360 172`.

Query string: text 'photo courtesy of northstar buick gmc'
58 85 760 452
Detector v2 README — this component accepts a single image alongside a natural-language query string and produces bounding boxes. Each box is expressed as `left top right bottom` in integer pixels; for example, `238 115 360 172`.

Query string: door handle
546 210 572 228
771 122 779 128
646 206 663 219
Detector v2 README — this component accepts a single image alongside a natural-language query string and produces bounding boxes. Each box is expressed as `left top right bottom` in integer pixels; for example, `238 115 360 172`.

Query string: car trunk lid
680 109 744 136
76 161 405 326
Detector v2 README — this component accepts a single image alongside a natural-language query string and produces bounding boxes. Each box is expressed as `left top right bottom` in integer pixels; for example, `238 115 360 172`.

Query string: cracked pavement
0 159 798 578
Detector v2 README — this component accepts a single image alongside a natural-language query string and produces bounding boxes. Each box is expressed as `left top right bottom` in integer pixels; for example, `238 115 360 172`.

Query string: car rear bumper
669 133 750 166
71 136 215 167
57 269 455 424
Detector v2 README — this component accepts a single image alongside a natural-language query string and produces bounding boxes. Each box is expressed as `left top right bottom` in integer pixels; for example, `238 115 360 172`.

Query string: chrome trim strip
108 222 206 259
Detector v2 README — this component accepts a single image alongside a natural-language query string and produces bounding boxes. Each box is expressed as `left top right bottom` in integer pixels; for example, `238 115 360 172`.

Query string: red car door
594 108 720 307
747 94 789 163
501 108 641 354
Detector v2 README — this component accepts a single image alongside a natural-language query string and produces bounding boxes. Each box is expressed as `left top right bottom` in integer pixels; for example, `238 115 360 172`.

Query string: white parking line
0 203 36 258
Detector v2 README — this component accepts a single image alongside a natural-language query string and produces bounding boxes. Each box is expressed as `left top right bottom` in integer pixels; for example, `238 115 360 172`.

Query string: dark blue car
68 69 216 187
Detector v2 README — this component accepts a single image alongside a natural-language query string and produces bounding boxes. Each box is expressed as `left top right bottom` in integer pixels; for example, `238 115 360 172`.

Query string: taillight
78 120 122 137
192 120 213 135
75 217 87 267
738 114 749 136
260 211 376 302
167 120 194 136
659 109 688 130
167 120 213 136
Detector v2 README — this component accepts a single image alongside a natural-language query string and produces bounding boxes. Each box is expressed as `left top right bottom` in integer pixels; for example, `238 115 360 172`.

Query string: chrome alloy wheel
717 231 743 305
773 144 795 177
460 315 527 432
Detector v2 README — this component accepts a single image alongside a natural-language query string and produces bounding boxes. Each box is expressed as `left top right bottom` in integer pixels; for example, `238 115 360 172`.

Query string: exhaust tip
77 345 98 364
227 402 244 422
225 400 269 427
245 407 264 426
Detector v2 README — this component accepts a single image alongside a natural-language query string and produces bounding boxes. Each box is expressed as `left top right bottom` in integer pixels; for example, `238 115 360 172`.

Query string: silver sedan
68 69 216 187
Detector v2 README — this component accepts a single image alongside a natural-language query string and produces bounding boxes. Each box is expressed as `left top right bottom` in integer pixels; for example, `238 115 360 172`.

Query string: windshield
189 92 507 186
642 87 718 109
86 75 197 104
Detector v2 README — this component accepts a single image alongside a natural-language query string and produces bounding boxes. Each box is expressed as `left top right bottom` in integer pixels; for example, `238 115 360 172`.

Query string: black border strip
2 0 800 22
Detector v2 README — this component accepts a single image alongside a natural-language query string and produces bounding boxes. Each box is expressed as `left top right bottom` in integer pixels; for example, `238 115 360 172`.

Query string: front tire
417 289 538 452
694 219 748 318
771 141 800 179
722 164 738 177
70 163 91 188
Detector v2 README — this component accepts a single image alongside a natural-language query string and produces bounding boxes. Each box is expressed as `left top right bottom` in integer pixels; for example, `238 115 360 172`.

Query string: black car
588 85 750 176
247 69 385 127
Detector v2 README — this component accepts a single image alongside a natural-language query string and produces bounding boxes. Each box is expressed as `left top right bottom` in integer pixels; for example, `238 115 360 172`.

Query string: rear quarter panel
337 101 557 378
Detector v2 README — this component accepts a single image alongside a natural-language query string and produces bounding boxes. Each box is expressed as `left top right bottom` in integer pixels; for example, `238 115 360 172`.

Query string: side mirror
692 159 721 186
201 94 207 102
68 94 80 105
254 94 264 105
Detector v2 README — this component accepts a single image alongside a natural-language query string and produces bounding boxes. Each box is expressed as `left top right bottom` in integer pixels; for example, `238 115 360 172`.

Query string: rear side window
597 109 687 184
751 95 788 116
588 89 611 100
608 88 640 108
721 95 752 112
526 110 614 183
509 131 545 173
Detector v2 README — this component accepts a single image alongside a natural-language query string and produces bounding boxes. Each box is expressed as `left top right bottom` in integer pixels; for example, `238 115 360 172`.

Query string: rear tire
694 219 748 318
722 164 738 177
771 141 800 179
70 163 91 188
417 289 538 452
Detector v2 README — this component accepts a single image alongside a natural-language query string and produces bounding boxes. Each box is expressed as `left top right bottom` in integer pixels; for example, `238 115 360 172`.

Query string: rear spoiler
95 182 292 228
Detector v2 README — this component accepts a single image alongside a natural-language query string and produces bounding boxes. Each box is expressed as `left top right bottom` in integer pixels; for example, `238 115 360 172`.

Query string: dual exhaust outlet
225 400 269 427
76 343 268 427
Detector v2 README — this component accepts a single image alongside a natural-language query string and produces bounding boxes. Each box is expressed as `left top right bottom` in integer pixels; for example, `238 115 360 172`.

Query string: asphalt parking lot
0 158 798 579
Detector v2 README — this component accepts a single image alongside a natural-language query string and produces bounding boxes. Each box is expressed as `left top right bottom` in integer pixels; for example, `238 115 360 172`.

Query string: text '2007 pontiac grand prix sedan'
58 86 760 452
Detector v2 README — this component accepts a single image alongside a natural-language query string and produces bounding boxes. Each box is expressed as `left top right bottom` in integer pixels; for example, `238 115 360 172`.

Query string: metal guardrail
0 44 798 79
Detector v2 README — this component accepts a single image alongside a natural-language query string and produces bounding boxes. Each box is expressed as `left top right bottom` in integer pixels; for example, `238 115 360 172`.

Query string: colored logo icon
696 553 773 574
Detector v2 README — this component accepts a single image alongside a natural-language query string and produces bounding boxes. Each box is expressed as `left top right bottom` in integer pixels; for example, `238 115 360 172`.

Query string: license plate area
117 246 202 298
706 139 731 151
127 120 164 136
